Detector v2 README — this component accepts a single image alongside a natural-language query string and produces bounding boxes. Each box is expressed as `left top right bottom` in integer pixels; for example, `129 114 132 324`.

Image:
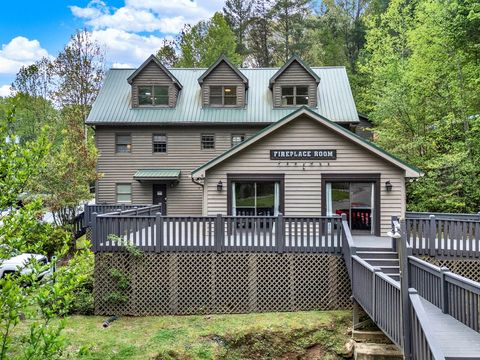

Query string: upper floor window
116 134 131 153
201 134 215 149
138 85 169 106
231 134 245 147
210 86 237 106
281 86 309 106
152 134 167 153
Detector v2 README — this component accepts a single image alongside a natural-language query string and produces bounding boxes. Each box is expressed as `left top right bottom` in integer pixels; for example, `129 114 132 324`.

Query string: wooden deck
420 297 480 359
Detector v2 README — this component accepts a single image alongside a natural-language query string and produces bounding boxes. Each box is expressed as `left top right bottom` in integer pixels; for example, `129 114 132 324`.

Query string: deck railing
84 204 153 228
405 213 480 258
91 211 343 254
408 255 480 332
351 255 403 347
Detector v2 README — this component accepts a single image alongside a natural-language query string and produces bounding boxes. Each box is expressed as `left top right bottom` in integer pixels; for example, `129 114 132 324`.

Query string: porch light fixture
217 180 223 192
385 180 393 192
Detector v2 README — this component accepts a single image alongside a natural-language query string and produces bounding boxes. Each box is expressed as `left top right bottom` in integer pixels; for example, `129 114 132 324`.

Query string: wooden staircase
356 247 400 281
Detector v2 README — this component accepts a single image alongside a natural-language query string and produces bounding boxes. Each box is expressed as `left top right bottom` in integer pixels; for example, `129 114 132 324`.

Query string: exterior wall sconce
385 180 393 192
217 180 223 192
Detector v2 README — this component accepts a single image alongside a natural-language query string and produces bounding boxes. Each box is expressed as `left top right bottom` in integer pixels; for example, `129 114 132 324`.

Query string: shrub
55 248 94 315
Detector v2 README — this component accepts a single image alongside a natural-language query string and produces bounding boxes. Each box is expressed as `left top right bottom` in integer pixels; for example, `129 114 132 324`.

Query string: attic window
138 85 169 106
210 86 237 106
281 86 309 106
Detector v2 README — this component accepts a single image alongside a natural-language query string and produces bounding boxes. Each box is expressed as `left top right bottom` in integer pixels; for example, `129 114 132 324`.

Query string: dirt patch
212 314 351 359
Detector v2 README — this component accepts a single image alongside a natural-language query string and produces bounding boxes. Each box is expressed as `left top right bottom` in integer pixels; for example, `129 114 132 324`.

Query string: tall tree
247 0 274 66
223 0 253 57
175 13 241 67
270 0 312 63
156 39 179 67
53 29 105 126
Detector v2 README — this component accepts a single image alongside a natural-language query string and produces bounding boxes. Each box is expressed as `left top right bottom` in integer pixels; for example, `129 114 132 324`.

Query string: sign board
270 149 337 160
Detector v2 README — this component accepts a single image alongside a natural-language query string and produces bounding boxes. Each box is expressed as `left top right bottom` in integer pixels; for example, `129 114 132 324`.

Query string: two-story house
86 54 421 236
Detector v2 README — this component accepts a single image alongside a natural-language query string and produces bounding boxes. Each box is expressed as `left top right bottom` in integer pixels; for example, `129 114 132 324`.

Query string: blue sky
0 0 223 96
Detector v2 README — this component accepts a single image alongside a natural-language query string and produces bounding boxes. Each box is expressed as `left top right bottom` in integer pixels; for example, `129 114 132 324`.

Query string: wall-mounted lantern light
385 180 393 192
217 180 223 192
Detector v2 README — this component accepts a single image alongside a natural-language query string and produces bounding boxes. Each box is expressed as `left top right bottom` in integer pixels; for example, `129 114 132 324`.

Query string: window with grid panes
138 85 169 106
201 134 215 149
152 134 167 153
115 134 131 153
281 86 309 106
209 86 237 106
231 134 245 147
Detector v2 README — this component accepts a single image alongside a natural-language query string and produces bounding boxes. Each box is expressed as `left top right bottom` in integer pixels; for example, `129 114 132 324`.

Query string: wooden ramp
419 297 480 359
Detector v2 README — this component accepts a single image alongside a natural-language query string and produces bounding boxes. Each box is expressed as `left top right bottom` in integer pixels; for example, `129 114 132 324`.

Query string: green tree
248 0 274 66
270 0 312 63
176 12 241 67
223 0 253 56
156 39 179 67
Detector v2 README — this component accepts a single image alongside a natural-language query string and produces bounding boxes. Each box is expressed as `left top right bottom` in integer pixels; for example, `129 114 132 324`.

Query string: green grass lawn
52 310 350 359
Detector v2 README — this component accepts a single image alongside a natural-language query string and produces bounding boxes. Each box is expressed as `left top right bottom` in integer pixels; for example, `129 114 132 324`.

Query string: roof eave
127 54 183 89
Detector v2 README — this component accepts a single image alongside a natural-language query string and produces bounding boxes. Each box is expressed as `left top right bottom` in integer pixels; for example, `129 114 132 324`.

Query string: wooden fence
405 213 480 259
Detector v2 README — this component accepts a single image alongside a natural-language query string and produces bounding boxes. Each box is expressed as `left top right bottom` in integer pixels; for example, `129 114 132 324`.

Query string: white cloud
0 36 50 74
91 28 165 66
70 0 222 34
112 62 134 68
0 84 13 97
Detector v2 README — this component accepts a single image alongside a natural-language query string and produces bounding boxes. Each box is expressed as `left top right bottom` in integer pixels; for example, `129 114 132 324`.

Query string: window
232 181 279 216
209 86 237 106
138 85 169 106
152 134 167 153
231 134 245 147
116 184 132 203
281 86 309 106
201 134 215 149
115 134 131 153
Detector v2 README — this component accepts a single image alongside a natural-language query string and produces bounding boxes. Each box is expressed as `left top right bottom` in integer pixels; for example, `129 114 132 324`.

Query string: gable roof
126 54 183 89
197 54 249 88
269 55 321 89
191 106 422 178
86 66 358 125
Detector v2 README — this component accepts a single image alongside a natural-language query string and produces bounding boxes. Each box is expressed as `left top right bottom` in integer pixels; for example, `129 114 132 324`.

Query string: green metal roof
133 169 181 181
86 66 359 125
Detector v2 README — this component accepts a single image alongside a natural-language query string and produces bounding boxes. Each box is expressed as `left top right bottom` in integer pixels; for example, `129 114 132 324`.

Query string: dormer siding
131 62 178 108
272 61 318 108
201 62 246 107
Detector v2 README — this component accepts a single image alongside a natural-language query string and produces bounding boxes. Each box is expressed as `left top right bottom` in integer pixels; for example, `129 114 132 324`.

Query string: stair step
378 266 400 274
357 251 398 259
354 342 403 360
363 259 400 267
356 247 394 252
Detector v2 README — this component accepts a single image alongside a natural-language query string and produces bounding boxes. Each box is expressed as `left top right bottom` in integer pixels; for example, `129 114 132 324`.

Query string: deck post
372 267 381 322
391 216 399 250
121 203 126 211
155 212 163 252
429 215 436 256
277 213 284 253
215 214 224 253
399 219 412 360
91 212 98 253
440 266 450 314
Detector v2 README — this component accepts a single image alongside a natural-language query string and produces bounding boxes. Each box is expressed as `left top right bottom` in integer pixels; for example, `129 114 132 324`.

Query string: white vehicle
0 253 51 279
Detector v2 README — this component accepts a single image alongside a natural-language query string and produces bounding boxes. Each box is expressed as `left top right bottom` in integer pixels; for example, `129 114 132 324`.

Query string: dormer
269 56 320 108
127 55 183 108
198 55 248 108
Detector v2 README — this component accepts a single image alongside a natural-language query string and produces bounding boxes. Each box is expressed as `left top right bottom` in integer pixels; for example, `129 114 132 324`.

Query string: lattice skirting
94 253 352 316
422 257 480 283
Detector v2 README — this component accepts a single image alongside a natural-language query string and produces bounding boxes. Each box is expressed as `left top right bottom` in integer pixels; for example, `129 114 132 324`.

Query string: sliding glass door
326 182 375 234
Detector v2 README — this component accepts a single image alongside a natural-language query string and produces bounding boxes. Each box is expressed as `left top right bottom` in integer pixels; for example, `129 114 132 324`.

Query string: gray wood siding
204 115 406 236
95 125 261 215
202 62 245 107
273 61 318 108
131 62 178 108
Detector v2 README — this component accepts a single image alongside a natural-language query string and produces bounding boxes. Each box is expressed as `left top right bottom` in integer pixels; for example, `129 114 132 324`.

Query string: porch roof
133 169 181 182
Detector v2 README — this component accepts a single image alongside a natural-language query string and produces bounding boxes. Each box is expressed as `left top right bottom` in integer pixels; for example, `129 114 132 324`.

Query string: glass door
328 182 374 234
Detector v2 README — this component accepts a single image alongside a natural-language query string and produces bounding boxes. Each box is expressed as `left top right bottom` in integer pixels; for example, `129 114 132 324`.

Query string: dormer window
281 86 309 106
210 86 237 106
138 85 169 106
